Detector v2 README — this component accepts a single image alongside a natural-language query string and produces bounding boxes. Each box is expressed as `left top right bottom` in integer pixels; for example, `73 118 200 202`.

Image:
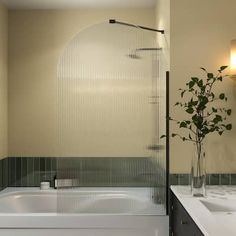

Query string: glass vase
191 142 206 197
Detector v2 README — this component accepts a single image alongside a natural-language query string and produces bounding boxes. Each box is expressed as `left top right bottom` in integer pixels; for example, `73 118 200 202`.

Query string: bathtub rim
0 187 166 217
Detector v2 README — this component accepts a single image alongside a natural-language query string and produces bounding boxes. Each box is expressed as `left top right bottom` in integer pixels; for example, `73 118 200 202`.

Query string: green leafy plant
161 66 232 194
161 66 232 145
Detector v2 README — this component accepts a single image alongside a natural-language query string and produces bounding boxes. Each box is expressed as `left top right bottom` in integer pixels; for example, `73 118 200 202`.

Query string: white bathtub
0 188 168 236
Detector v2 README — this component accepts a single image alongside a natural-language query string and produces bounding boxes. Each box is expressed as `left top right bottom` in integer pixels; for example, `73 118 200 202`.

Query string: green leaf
213 115 223 123
216 114 223 121
198 79 203 87
160 135 166 139
201 85 206 92
209 127 216 132
181 90 186 98
200 67 207 72
197 96 208 111
200 96 208 104
191 77 199 83
210 93 215 99
192 114 203 129
188 81 195 89
219 66 228 72
227 109 232 116
188 99 197 106
219 93 225 100
172 133 177 137
218 131 223 135
192 114 198 122
174 102 180 106
207 73 214 79
182 137 186 141
180 122 187 128
186 108 194 114
217 76 223 81
226 124 232 130
212 107 217 112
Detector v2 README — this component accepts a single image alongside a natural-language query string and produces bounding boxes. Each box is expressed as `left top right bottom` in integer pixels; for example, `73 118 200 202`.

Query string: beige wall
0 4 8 160
8 8 156 157
170 0 236 173
155 0 170 71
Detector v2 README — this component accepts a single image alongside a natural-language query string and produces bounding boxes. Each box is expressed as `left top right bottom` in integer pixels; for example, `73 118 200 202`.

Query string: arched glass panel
56 22 167 215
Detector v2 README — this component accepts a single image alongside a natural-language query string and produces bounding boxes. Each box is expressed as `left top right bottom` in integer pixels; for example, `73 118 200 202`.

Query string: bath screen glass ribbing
57 22 167 215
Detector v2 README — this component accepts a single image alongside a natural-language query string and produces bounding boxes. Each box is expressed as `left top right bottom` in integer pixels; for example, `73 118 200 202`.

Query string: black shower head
126 53 142 60
126 48 162 60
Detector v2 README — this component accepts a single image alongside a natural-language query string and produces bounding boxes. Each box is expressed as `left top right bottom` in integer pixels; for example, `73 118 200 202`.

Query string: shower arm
109 19 164 34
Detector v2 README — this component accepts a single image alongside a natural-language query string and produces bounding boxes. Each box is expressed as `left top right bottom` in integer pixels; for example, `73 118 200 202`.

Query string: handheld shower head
127 52 142 59
126 48 162 60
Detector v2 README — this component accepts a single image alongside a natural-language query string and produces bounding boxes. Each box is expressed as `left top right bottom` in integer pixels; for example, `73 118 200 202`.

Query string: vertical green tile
10 157 236 189
206 174 210 185
111 158 133 187
230 174 236 185
40 158 45 171
45 158 51 171
220 174 230 185
15 158 21 187
179 174 190 185
210 174 220 185
27 157 34 187
34 157 40 186
44 158 52 184
40 157 46 182
2 158 8 189
170 174 179 185
21 158 27 186
9 157 16 187
51 158 56 187
0 160 2 190
51 158 56 172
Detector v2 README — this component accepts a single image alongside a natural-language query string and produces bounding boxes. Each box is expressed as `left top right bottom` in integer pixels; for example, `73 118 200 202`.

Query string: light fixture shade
230 39 236 78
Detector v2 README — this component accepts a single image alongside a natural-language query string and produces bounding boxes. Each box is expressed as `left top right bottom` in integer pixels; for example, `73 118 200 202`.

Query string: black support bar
166 71 170 215
109 19 165 34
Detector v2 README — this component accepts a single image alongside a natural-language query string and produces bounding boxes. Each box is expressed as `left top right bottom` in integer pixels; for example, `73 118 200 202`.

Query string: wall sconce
230 39 236 79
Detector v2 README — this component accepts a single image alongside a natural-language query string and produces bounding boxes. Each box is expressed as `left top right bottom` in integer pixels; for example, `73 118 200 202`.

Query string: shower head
126 48 162 60
127 52 142 59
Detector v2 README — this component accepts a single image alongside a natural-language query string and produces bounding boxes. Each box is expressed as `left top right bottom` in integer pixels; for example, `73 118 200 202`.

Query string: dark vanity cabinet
170 191 204 236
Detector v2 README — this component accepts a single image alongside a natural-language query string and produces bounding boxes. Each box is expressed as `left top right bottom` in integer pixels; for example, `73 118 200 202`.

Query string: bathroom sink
200 199 236 213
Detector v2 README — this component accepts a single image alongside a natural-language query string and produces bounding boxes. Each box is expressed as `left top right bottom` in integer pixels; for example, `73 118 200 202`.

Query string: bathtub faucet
54 175 80 189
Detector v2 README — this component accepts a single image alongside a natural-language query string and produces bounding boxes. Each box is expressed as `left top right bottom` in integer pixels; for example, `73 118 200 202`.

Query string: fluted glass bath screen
57 22 167 215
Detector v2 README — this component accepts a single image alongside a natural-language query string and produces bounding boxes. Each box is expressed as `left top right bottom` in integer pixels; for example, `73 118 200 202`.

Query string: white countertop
171 186 236 236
